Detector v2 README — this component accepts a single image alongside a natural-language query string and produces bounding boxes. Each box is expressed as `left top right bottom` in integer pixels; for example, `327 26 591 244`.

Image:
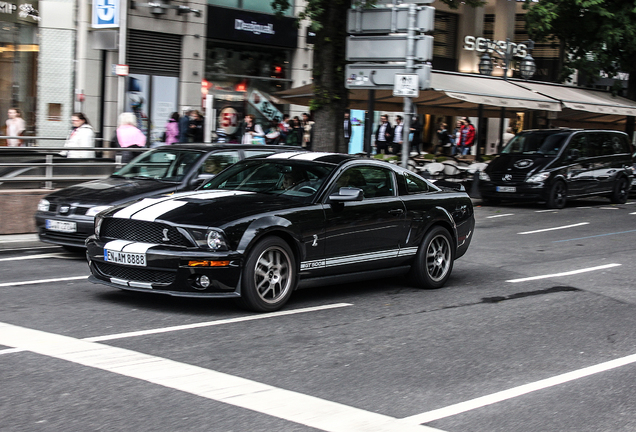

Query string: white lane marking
506 263 621 283
0 276 87 287
518 222 589 235
0 304 353 356
401 351 636 425
599 207 619 210
85 303 353 342
534 209 558 213
0 253 69 262
630 212 636 215
486 214 514 219
0 323 444 432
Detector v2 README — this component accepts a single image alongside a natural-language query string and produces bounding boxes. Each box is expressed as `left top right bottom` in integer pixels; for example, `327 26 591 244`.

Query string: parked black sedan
86 152 475 312
35 144 301 249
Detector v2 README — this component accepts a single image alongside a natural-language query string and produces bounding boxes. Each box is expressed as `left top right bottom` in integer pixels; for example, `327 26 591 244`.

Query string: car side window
331 166 395 199
568 134 588 158
198 151 239 175
403 172 431 194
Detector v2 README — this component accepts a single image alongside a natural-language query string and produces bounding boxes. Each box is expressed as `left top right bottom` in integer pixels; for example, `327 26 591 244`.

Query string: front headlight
86 205 112 217
479 171 490 181
37 199 50 212
526 172 550 183
95 215 104 237
190 228 229 251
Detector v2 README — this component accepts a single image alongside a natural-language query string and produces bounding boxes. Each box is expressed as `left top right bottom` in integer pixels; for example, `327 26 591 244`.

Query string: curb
0 234 46 250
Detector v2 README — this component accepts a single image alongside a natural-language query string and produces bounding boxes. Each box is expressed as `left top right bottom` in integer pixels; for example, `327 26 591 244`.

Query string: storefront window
0 23 38 137
206 41 289 80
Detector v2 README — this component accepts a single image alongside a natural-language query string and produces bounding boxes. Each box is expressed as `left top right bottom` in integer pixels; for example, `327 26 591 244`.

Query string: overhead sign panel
345 63 431 90
346 35 433 62
347 7 435 34
92 0 119 29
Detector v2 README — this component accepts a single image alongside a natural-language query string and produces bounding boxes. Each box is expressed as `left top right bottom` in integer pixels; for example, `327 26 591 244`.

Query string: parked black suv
479 129 634 208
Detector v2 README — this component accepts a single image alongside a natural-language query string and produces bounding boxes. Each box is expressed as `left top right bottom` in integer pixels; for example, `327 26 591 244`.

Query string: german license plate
104 249 146 267
45 219 77 233
496 186 516 193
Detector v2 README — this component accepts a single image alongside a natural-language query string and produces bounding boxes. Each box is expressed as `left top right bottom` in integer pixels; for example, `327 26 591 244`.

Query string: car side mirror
567 148 580 161
191 173 214 188
329 187 364 203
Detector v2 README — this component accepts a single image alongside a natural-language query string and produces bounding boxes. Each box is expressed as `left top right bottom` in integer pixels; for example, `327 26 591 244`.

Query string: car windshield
112 149 204 182
200 159 335 202
501 131 569 156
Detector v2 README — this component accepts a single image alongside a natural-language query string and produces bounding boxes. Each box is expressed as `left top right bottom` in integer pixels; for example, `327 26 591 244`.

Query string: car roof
156 143 305 152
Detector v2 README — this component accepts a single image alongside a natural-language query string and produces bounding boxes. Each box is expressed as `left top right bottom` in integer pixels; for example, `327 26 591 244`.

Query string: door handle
389 209 404 215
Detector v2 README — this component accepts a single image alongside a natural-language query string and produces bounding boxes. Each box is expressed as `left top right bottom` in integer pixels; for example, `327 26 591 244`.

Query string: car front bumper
86 238 243 298
35 212 95 248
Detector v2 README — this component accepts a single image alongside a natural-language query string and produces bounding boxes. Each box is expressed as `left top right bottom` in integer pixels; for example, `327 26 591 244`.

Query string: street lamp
478 53 493 76
519 54 537 80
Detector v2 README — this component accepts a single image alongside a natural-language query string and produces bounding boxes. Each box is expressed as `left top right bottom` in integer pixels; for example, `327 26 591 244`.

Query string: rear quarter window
402 172 431 194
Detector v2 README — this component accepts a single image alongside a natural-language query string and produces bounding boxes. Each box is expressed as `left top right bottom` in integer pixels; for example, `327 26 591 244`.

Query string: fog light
198 275 211 289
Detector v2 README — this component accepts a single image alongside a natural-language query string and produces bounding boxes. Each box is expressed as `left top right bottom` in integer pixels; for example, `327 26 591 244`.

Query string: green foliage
523 0 636 96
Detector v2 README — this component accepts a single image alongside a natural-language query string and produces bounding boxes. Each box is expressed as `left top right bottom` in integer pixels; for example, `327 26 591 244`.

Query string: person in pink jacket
164 112 180 145
111 112 147 163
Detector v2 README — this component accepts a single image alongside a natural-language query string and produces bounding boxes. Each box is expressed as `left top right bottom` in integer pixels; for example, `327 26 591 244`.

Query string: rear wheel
610 177 629 204
236 237 296 312
546 181 567 209
408 226 454 289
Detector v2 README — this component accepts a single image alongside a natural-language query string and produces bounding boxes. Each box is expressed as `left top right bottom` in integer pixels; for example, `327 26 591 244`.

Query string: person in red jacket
459 117 475 156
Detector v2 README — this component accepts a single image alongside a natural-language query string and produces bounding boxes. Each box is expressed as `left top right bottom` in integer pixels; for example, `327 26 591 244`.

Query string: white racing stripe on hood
184 190 254 200
131 200 188 221
113 196 174 219
104 240 135 252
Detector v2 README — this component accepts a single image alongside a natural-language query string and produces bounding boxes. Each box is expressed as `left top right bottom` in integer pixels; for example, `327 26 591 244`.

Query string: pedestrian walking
391 115 404 155
374 114 392 155
63 112 95 158
178 109 191 143
436 122 452 156
409 116 422 155
301 113 314 150
164 112 180 145
241 114 265 145
188 110 204 142
343 111 352 148
111 112 147 163
6 108 25 147
459 117 475 156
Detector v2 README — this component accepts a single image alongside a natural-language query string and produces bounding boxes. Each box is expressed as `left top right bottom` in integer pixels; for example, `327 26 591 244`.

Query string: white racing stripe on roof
292 152 334 160
131 200 188 221
266 152 307 159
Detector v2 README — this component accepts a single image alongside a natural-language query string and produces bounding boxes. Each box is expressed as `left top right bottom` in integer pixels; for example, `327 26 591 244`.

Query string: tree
523 0 636 101
273 0 485 153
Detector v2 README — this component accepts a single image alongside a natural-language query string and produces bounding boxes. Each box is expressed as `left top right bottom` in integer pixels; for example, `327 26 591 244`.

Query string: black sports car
86 152 475 312
35 144 301 249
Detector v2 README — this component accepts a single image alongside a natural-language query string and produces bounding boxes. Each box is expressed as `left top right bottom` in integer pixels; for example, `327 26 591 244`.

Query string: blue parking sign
93 0 119 28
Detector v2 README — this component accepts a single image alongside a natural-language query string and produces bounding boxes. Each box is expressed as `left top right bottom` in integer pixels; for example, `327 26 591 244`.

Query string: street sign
92 0 120 29
113 64 129 76
345 63 431 90
393 74 419 97
347 7 435 34
346 35 433 62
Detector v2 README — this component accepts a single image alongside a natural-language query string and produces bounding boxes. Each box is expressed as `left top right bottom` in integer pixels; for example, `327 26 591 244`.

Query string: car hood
104 189 303 227
486 154 555 174
44 177 180 206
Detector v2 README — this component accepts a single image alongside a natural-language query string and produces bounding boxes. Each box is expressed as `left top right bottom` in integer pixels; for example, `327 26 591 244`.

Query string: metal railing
0 136 151 189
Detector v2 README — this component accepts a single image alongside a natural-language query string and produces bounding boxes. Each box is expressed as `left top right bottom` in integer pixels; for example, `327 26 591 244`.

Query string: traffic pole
401 3 417 169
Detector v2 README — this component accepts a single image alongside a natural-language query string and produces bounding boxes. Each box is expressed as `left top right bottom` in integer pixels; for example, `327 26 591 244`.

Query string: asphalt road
2 196 636 432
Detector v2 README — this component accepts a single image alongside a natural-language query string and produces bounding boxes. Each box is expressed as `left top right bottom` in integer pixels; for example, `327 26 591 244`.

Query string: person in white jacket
63 112 95 158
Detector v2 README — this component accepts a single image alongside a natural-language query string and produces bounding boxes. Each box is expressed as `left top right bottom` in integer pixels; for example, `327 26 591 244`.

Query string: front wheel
546 181 567 209
236 237 296 312
610 177 629 204
408 226 454 289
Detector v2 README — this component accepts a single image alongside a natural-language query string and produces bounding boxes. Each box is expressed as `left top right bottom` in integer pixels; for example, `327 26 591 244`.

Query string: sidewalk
0 233 45 250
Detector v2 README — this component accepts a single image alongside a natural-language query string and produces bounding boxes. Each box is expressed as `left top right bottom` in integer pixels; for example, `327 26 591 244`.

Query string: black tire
408 226 454 289
236 237 296 312
609 177 629 204
546 180 567 209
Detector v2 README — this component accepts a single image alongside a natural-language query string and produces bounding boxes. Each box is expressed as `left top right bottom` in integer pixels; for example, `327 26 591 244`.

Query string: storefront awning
513 80 636 117
426 71 561 112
